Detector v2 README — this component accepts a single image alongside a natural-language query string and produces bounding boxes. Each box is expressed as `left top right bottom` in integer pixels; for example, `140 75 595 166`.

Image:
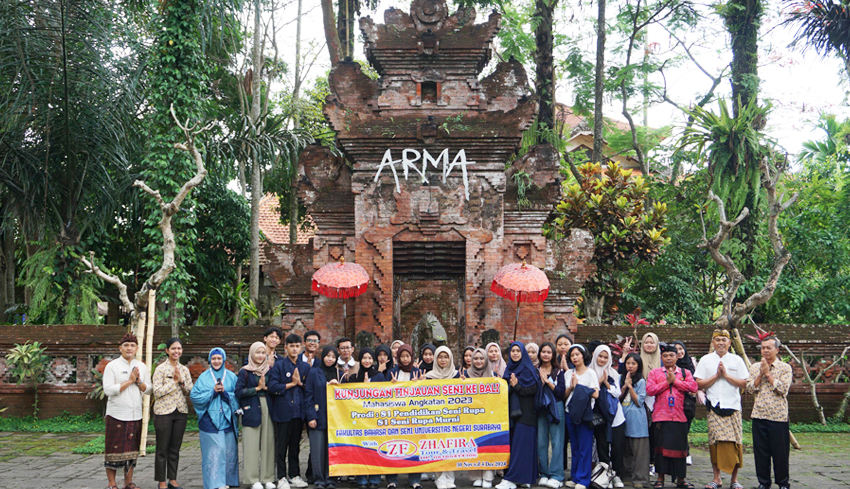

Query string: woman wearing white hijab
486 342 506 377
591 345 626 488
425 346 460 489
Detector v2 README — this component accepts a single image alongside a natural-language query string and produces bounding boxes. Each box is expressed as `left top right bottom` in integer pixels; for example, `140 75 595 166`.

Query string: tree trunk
725 0 761 116
592 0 606 164
232 263 242 326
723 0 762 279
583 293 605 324
248 0 264 319
0 232 7 322
321 0 342 65
4 229 13 308
534 0 558 130
290 0 303 246
337 0 355 59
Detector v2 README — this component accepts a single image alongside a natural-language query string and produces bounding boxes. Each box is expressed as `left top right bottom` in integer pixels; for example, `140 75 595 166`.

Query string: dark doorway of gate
392 240 466 358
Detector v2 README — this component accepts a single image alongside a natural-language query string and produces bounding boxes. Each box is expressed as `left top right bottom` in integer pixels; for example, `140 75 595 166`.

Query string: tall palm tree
785 0 850 79
0 0 143 246
0 0 145 322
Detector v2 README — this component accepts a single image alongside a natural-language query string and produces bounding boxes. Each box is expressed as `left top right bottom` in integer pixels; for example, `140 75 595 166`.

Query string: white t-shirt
565 368 600 411
694 351 748 411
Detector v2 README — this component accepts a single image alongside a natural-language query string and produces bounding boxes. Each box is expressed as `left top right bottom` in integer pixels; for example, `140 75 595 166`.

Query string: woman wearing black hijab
353 348 379 383
375 344 394 379
418 343 436 373
305 346 342 489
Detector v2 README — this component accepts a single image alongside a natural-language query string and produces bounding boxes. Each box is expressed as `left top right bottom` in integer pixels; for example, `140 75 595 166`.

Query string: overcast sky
270 0 850 160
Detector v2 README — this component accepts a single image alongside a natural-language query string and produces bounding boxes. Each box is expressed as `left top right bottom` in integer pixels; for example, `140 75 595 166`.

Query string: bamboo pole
139 289 156 456
732 326 801 449
135 313 146 362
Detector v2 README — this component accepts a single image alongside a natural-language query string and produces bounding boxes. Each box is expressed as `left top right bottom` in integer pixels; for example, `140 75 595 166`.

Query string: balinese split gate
264 0 595 354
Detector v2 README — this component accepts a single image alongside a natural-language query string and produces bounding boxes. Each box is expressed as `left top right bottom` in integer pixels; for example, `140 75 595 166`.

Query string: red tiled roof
555 104 633 133
259 194 315 245
258 194 315 266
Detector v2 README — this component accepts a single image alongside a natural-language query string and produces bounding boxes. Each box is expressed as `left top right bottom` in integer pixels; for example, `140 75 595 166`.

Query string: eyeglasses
339 345 353 350
305 339 319 344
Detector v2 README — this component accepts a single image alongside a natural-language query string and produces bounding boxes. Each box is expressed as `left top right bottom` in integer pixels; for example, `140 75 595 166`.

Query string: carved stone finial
411 0 448 30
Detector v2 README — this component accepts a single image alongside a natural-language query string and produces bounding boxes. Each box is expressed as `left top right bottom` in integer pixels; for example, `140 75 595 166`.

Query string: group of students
102 327 792 489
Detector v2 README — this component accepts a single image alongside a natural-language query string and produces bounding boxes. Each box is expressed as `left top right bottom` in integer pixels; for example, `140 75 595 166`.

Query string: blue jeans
567 421 594 487
355 475 382 486
537 404 566 481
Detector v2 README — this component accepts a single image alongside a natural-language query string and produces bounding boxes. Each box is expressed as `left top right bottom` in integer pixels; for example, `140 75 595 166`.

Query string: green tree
0 0 144 322
548 161 670 322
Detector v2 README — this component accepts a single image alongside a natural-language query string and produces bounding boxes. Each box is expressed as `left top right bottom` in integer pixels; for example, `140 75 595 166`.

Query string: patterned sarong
104 415 142 469
707 410 743 473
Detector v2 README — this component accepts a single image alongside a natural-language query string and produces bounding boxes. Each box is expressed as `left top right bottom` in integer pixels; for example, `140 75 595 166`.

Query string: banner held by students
327 377 510 475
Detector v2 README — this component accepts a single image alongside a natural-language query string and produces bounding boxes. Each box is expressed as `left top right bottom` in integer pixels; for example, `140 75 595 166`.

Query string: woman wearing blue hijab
496 341 541 489
191 348 240 489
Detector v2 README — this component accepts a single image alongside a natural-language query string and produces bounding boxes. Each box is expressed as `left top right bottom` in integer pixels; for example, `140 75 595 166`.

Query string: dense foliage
1 0 849 329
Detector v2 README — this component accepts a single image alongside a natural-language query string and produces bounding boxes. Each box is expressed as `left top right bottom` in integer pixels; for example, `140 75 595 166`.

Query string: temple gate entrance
392 240 465 355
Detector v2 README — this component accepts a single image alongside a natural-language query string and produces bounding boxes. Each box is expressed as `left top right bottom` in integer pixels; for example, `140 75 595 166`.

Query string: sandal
125 484 140 489
676 482 694 489
703 483 719 489
730 483 743 489
653 482 664 489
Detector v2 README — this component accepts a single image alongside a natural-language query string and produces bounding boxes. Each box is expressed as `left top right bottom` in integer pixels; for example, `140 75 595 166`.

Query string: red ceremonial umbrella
491 261 550 341
312 256 370 333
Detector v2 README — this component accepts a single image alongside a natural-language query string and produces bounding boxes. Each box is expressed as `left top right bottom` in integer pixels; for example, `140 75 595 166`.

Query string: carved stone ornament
412 0 448 29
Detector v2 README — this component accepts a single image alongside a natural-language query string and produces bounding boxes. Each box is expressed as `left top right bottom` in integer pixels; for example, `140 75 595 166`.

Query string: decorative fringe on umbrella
490 281 549 303
312 280 369 299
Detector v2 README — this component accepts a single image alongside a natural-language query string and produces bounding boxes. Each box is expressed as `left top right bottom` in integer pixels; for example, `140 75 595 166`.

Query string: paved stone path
0 432 847 489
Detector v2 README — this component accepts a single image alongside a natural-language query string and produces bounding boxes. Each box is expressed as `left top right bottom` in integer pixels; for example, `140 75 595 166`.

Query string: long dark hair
623 352 644 383
539 342 558 370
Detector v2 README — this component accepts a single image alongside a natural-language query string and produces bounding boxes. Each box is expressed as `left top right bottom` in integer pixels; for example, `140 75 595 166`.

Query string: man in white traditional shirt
102 333 151 489
335 336 358 380
695 329 749 489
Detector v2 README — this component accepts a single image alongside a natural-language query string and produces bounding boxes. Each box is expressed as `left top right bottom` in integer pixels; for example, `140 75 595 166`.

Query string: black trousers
153 411 188 482
593 422 625 476
752 418 790 487
275 418 304 479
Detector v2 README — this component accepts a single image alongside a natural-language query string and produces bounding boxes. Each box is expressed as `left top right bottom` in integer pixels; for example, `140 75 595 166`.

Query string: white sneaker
266 483 277 489
522 485 532 488
612 476 624 488
575 485 587 489
421 474 430 481
564 482 576 489
473 480 483 487
547 480 562 489
495 480 517 489
436 484 447 489
539 478 550 487
482 482 493 489
252 484 264 489
686 455 693 466
278 478 291 489
290 477 308 488
648 464 656 477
